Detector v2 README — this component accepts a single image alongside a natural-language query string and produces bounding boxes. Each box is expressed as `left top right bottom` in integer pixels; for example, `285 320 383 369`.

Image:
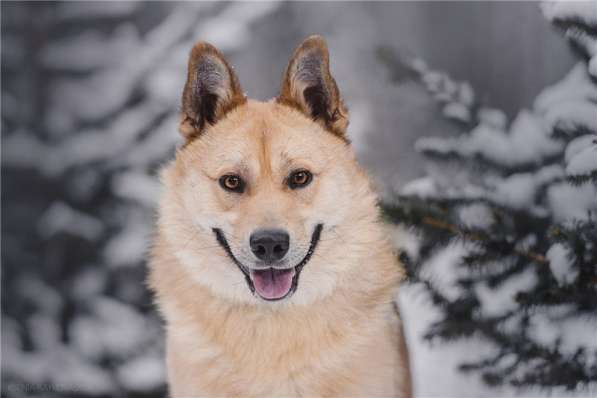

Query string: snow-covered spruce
382 1 597 391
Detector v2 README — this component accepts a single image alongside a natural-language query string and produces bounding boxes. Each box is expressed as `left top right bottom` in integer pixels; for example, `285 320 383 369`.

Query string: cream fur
149 40 411 397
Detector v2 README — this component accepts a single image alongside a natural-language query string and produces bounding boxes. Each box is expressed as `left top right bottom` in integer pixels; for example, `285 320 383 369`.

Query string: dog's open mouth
249 267 295 300
213 224 323 301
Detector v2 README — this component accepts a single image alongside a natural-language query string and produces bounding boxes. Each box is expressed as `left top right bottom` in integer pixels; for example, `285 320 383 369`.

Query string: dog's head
158 36 383 305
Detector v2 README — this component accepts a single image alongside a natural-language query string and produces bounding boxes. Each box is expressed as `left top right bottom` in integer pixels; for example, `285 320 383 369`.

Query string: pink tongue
250 268 295 300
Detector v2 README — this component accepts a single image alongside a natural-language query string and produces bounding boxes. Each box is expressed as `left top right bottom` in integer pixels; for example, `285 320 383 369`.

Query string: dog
149 35 411 397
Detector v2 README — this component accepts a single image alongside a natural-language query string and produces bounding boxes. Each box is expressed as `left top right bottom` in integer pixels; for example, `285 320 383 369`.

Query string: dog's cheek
310 168 351 228
179 171 238 231
292 263 338 304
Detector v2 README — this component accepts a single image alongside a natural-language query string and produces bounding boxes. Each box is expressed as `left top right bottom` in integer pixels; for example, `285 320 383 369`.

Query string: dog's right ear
278 35 348 138
179 42 246 141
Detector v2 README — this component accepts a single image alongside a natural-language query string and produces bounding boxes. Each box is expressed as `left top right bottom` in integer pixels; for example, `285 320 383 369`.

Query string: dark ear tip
188 41 226 66
190 41 219 55
302 35 326 46
296 35 329 57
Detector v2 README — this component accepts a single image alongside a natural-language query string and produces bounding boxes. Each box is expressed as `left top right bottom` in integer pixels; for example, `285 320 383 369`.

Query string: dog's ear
179 42 246 140
278 35 348 137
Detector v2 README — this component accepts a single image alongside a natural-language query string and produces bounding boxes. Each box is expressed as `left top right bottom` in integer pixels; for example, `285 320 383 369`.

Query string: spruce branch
419 216 549 264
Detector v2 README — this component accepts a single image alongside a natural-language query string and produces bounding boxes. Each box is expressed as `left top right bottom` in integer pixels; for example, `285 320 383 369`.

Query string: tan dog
149 36 411 397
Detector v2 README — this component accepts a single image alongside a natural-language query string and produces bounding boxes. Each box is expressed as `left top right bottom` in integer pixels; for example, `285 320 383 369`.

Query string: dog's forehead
199 101 335 171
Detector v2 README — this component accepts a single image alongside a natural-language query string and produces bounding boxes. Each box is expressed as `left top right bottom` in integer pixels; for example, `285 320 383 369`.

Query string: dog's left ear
179 42 246 141
278 35 348 137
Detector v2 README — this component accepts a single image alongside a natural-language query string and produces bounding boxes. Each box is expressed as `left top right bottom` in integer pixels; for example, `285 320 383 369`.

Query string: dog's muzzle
212 224 323 301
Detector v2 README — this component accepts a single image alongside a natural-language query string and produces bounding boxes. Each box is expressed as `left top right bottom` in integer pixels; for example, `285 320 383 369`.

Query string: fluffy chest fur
151 241 409 397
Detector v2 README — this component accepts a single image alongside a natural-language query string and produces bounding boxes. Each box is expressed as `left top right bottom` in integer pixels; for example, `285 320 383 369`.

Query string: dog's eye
288 170 312 189
219 174 245 193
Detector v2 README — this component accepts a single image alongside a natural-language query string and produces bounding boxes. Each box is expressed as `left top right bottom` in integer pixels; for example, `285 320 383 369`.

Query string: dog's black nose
250 229 290 262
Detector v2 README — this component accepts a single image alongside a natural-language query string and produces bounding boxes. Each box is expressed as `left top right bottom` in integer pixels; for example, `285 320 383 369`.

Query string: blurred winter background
2 2 596 397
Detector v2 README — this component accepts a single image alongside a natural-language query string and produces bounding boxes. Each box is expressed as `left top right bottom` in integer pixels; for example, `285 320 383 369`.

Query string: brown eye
288 169 312 189
219 174 245 193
